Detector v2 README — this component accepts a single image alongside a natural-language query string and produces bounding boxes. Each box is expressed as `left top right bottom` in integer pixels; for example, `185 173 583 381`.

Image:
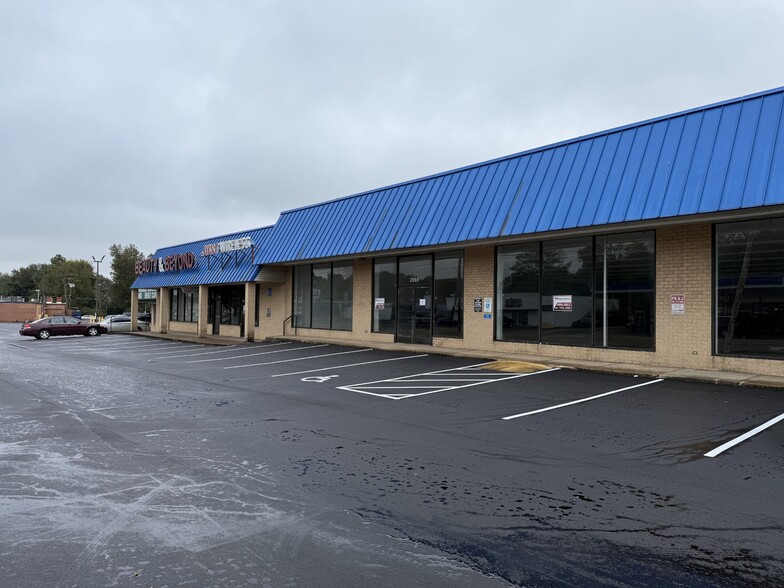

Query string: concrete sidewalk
130 330 784 390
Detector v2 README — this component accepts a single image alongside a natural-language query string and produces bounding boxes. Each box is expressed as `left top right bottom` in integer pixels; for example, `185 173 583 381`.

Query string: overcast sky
1 1 783 275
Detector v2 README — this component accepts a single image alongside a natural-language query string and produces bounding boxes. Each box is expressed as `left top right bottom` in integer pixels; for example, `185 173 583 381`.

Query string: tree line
0 244 143 316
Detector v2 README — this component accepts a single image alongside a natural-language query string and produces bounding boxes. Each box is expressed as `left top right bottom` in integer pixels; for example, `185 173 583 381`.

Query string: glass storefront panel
332 262 353 331
541 237 593 346
433 253 463 338
170 288 199 323
716 218 784 358
496 243 540 342
311 264 332 329
170 288 180 322
399 255 432 286
292 262 354 331
293 265 311 328
595 232 655 349
373 258 397 333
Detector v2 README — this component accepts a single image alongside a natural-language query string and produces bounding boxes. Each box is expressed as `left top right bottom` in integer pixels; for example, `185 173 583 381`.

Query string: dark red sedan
19 316 108 339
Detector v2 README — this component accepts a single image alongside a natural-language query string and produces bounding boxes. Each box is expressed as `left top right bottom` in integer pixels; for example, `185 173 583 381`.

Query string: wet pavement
1 323 783 587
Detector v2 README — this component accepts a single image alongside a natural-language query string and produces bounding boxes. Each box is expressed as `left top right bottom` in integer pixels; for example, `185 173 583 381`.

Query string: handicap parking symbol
301 375 339 383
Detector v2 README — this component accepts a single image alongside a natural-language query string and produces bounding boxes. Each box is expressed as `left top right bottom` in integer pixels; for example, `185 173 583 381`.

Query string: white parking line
502 378 663 419
271 354 428 377
704 412 784 457
186 344 325 364
153 343 285 360
223 348 373 370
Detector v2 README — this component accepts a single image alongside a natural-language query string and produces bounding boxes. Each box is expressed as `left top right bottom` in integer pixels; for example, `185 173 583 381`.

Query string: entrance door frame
396 284 433 345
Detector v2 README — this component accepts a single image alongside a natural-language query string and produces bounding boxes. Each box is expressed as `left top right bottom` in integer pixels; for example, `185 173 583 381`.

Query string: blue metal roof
131 226 273 289
258 86 784 264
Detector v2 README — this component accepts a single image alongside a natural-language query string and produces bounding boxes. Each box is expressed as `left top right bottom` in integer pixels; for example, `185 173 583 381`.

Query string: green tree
0 272 11 296
108 244 143 314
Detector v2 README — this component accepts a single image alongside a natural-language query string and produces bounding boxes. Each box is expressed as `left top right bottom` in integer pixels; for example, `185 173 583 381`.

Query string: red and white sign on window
553 295 573 312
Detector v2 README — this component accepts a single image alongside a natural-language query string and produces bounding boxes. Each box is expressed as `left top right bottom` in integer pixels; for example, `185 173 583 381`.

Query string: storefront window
542 237 593 346
332 262 353 331
495 232 655 350
292 262 354 331
169 287 199 323
373 258 397 333
399 255 432 286
716 218 784 358
171 288 179 322
293 265 311 328
434 253 463 338
496 243 540 342
596 232 654 349
216 285 244 325
311 264 332 329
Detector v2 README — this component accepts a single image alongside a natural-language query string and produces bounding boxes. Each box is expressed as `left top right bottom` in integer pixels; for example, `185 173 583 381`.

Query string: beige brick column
655 224 713 368
244 282 256 341
198 285 209 337
158 288 171 334
462 245 496 347
256 280 288 340
352 258 372 338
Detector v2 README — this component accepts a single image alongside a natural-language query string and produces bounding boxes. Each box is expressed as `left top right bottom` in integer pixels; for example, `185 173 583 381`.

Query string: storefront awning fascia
131 226 272 290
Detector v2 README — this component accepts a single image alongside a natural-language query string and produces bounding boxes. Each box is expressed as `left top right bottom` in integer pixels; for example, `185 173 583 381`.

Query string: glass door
396 286 432 344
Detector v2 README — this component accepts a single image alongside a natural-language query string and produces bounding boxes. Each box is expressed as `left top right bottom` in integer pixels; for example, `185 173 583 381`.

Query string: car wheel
36 329 51 340
87 326 99 336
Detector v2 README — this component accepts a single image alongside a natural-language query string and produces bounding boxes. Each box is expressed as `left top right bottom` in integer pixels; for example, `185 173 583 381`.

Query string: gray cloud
2 0 783 274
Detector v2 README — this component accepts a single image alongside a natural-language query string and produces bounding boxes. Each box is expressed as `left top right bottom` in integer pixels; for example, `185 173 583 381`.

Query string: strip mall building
132 87 784 377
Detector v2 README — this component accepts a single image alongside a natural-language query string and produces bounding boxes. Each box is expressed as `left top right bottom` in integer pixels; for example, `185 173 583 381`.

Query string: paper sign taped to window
553 295 573 312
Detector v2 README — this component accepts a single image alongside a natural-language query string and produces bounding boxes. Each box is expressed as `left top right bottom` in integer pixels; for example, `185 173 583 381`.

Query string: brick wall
0 302 67 322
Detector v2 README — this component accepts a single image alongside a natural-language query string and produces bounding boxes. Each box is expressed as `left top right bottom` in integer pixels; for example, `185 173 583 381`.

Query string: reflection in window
332 262 353 331
716 218 784 358
497 243 540 342
293 265 311 328
541 237 593 346
398 255 432 286
170 287 199 322
373 258 397 333
292 262 353 331
311 264 332 329
434 253 463 338
596 232 654 350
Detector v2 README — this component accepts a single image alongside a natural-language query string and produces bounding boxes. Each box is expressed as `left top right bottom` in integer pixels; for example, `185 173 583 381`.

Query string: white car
100 315 150 332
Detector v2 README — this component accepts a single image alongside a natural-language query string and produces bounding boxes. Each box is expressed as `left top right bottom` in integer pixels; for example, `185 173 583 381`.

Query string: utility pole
92 255 105 319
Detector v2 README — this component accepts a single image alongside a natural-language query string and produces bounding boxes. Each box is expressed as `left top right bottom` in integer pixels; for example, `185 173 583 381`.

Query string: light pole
92 255 105 319
66 280 75 312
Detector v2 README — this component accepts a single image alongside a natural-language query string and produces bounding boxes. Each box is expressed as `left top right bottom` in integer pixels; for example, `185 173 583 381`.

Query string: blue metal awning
258 86 784 264
131 226 273 289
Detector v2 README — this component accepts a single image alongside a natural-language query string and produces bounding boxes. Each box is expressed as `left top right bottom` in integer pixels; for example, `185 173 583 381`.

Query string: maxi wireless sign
202 236 253 256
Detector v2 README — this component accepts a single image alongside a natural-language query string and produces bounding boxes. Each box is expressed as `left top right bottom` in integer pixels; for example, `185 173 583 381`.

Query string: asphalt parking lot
1 323 783 587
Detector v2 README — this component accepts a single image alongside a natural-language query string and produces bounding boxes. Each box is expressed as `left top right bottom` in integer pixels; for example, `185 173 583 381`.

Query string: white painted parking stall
704 411 784 457
337 363 561 400
502 378 664 419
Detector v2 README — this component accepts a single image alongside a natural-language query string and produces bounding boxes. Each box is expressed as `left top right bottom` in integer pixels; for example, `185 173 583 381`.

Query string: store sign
483 297 493 313
671 294 685 315
138 289 157 301
553 295 573 312
202 237 252 256
135 252 196 276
